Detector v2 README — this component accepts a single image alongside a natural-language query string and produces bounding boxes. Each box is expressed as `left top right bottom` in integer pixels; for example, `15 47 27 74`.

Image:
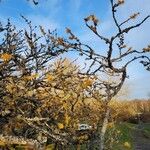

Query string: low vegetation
112 123 135 150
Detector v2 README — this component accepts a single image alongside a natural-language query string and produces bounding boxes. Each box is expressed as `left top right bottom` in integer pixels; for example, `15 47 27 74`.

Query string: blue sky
0 0 150 99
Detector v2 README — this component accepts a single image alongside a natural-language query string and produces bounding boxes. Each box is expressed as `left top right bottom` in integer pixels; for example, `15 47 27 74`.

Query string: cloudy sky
0 0 150 99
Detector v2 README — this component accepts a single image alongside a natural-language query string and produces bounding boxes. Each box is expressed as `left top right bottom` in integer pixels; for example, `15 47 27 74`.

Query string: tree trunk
88 107 110 150
99 108 110 150
77 144 81 150
87 132 98 150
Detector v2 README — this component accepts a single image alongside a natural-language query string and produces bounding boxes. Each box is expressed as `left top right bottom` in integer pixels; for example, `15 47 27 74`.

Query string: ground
113 122 150 150
133 123 150 150
0 123 150 149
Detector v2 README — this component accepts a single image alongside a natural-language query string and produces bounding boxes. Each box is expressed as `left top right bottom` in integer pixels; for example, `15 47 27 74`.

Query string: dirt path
133 126 150 150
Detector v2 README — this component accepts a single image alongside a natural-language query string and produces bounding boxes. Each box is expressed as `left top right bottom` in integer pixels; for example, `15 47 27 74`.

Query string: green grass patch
112 122 136 150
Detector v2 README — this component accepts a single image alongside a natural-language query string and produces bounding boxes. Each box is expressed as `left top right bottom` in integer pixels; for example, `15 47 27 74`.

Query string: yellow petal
0 53 13 62
57 123 64 129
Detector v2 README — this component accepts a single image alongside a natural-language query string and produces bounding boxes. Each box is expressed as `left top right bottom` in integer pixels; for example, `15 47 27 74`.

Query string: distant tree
61 0 150 149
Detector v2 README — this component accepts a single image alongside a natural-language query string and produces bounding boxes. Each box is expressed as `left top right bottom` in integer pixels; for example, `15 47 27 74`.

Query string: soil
133 125 150 150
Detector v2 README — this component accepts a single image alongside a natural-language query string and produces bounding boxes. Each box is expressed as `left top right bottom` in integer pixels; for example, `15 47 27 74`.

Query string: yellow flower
57 123 64 129
107 122 115 128
63 103 67 110
6 84 16 94
64 113 70 126
25 74 38 80
0 140 5 146
82 78 93 88
0 53 13 62
124 141 131 148
45 74 54 82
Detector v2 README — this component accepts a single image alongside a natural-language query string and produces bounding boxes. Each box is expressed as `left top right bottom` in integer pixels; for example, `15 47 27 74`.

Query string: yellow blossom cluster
143 45 150 52
0 53 13 62
117 0 124 5
84 15 99 26
57 123 64 129
82 78 93 89
45 74 55 82
124 141 131 148
24 74 39 81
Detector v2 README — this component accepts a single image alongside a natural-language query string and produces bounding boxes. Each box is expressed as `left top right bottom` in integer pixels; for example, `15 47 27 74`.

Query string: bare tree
62 0 150 149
